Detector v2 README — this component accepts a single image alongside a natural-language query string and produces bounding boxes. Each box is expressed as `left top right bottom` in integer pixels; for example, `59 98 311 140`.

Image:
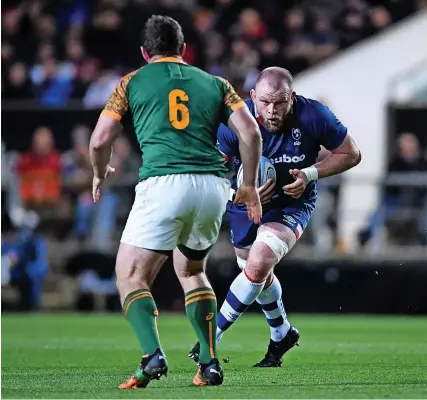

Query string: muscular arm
89 115 121 177
314 132 361 179
228 107 262 186
284 133 360 198
316 146 331 163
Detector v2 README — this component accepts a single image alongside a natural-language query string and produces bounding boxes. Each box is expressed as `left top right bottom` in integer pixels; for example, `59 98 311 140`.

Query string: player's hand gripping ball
237 156 277 205
283 169 308 199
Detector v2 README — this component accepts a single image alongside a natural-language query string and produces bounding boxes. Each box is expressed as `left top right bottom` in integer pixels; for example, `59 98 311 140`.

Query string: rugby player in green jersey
89 15 262 389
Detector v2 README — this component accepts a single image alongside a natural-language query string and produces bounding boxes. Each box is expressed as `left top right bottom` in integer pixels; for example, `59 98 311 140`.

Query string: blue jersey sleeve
217 123 238 160
314 102 347 150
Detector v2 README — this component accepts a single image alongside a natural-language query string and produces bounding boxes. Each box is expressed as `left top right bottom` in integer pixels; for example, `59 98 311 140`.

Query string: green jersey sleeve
101 70 137 121
215 76 246 125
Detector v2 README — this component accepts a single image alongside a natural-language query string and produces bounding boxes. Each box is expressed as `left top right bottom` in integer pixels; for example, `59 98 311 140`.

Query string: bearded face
251 82 295 132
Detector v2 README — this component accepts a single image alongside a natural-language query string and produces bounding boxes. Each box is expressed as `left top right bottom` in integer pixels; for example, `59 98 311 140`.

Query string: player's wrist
241 181 257 188
301 166 318 182
94 167 107 179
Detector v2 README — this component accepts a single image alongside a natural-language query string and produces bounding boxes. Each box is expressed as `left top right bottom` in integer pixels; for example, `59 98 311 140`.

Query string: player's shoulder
296 95 334 124
296 95 328 114
117 68 141 91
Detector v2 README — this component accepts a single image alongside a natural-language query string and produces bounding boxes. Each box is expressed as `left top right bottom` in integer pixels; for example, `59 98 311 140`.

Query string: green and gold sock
123 289 161 356
185 287 217 364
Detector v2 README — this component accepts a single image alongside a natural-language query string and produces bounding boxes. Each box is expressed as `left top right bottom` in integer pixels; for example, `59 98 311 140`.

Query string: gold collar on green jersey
152 56 187 64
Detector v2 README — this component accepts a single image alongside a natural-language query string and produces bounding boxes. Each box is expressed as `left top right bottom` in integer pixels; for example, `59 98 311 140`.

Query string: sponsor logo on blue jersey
270 154 306 164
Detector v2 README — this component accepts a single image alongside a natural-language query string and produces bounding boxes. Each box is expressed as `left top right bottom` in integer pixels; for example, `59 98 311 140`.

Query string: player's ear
180 43 186 58
250 89 256 101
141 47 150 63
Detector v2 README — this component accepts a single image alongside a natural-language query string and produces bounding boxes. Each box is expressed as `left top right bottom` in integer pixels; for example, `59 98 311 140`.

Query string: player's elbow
345 133 362 168
90 128 114 151
90 115 121 151
350 146 362 167
90 135 106 152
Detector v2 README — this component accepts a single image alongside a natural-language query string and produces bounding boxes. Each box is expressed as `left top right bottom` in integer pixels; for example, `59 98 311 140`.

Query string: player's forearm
238 130 262 186
89 115 120 177
304 133 361 181
90 144 112 178
228 107 262 186
313 150 361 179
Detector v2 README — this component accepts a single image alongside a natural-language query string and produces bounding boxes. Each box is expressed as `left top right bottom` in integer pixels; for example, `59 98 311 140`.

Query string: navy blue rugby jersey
217 96 347 208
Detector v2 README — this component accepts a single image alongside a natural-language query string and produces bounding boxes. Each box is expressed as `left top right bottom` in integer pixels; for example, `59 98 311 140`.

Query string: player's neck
149 54 184 63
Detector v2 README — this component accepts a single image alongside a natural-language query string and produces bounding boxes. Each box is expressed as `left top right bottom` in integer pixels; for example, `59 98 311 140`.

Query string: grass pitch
2 313 427 399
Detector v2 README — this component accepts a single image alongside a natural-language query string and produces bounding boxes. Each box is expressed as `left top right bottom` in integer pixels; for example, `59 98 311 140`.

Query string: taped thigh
254 230 289 263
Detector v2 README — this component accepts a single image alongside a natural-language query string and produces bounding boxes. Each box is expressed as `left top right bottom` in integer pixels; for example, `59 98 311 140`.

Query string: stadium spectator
281 7 313 73
1 209 48 311
33 58 74 106
358 133 427 247
336 0 371 49
226 39 259 83
310 16 338 64
66 131 138 252
83 70 121 109
84 9 126 70
233 8 267 41
61 39 90 84
258 39 282 72
71 58 101 99
16 127 62 209
1 142 21 215
2 62 33 100
369 6 392 34
62 125 93 242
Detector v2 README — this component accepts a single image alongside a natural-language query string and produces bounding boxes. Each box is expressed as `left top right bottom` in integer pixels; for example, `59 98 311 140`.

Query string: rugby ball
237 156 276 187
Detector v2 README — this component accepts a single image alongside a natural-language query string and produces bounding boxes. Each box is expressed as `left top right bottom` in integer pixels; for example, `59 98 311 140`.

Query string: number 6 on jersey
169 89 190 130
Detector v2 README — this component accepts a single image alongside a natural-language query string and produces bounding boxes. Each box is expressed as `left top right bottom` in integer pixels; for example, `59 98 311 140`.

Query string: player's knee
176 261 205 279
174 248 206 279
245 251 273 282
115 248 148 289
116 258 141 288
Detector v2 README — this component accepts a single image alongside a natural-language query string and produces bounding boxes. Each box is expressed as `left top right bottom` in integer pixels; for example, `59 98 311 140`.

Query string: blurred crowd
2 127 426 311
2 0 427 311
1 124 139 310
2 0 426 106
358 133 427 247
1 125 139 251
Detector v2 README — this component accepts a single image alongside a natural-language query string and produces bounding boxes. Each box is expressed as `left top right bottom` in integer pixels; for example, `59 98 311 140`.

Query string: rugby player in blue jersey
189 67 361 368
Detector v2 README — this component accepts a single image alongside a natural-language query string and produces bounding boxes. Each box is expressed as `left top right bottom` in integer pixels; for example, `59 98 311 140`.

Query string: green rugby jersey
101 57 245 180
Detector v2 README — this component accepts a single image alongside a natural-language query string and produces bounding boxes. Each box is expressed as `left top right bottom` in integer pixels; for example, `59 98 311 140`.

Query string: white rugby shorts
121 173 230 251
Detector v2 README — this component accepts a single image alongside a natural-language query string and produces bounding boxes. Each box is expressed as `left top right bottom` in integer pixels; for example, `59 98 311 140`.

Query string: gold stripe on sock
185 294 216 307
123 292 152 316
123 290 151 308
154 315 160 343
208 320 215 359
125 291 152 308
185 290 214 303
